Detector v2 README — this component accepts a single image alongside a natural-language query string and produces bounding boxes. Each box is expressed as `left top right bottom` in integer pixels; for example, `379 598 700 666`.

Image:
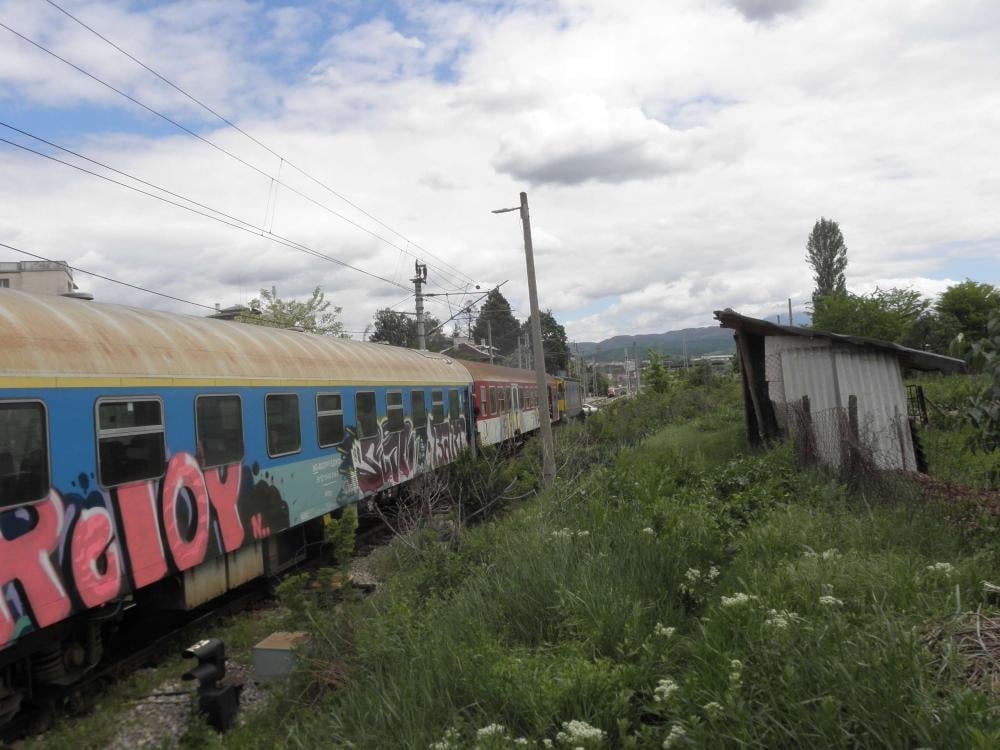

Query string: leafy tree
812 287 929 342
368 308 448 350
471 289 521 355
527 310 570 374
644 349 671 394
239 286 347 336
935 279 1000 340
952 310 1000 457
806 218 848 305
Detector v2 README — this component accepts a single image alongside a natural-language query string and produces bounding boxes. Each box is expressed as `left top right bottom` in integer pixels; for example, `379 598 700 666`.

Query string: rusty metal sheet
0 290 473 386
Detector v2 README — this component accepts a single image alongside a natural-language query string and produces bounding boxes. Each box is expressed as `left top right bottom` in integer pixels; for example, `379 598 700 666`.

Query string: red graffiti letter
161 454 210 572
0 492 71 645
205 464 243 552
70 507 123 609
116 482 168 589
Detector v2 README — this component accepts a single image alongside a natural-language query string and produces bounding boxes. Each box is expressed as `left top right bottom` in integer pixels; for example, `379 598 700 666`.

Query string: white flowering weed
653 622 676 639
654 677 679 703
720 592 756 607
765 608 800 629
555 719 605 748
819 595 843 607
662 723 687 749
926 562 955 576
702 701 724 719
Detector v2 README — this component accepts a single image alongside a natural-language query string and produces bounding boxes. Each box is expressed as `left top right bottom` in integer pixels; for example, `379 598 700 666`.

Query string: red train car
461 362 558 447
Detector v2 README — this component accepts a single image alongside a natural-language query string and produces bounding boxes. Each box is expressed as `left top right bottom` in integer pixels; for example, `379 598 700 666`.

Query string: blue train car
0 290 473 704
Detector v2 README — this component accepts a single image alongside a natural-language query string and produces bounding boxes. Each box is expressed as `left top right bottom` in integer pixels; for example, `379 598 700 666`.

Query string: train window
448 389 460 420
387 391 404 432
479 386 487 417
431 390 445 422
489 386 497 415
195 395 244 468
97 398 166 487
355 392 378 439
317 393 344 447
0 401 49 508
265 394 301 457
411 390 427 428
507 387 513 412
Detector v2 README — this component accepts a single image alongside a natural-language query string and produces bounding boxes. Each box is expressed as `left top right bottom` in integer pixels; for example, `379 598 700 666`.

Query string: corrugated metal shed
765 337 915 470
0 290 471 386
715 308 966 473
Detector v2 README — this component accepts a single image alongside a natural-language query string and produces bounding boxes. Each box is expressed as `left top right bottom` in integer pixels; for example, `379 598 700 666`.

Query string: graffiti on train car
0 452 291 648
349 416 467 495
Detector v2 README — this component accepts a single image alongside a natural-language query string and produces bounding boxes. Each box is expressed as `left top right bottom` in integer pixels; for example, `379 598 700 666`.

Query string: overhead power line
0 240 217 311
0 123 408 290
24 5 478 291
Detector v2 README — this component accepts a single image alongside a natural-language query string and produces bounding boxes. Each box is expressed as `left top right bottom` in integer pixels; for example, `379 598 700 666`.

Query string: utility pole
487 320 495 364
788 298 793 327
633 341 640 394
492 192 555 486
412 261 428 350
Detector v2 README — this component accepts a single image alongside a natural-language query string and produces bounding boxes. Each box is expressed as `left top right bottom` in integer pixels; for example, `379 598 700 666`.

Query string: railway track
0 518 391 746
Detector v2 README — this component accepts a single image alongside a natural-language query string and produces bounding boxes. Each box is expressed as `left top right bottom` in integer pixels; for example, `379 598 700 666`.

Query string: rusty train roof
0 290 473 387
460 360 556 385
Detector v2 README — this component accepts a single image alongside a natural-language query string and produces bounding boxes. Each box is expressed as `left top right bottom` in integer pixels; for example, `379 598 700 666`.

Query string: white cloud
1 0 999 344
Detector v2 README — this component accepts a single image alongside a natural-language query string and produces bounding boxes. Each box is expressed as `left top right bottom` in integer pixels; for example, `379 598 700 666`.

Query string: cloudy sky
1 0 998 342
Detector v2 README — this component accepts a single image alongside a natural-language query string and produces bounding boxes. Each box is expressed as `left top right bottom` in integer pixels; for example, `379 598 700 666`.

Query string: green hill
573 326 735 362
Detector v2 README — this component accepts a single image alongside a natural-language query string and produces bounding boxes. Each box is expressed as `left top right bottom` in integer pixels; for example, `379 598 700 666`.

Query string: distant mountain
573 326 734 363
572 312 811 363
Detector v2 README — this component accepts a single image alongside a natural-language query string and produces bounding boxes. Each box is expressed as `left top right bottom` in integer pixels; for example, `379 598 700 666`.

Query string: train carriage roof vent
61 291 95 301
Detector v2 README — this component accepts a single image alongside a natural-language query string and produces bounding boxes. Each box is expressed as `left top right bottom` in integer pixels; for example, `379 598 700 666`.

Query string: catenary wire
0 127 409 290
0 240 217 311
9 9 476 291
0 241 387 339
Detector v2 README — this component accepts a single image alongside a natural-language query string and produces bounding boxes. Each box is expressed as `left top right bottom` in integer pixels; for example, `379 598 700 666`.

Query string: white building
0 261 77 296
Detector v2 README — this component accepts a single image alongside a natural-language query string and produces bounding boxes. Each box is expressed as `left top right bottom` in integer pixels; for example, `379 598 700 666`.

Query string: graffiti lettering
161 453 211 572
0 492 70 644
69 507 123 609
430 418 467 468
351 420 419 494
1 453 269 650
116 482 168 589
204 464 243 552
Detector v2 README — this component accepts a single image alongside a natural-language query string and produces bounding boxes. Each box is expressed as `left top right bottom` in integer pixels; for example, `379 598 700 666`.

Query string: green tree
644 349 671 394
935 279 1000 340
239 286 347 336
812 287 929 342
527 310 570 374
471 289 521 355
952 310 1000 456
806 218 848 305
368 308 448 350
901 311 961 354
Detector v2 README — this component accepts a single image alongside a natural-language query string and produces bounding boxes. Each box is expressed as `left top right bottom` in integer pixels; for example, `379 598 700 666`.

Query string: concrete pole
487 319 495 364
788 298 793 326
519 192 556 486
634 341 640 394
412 261 427 350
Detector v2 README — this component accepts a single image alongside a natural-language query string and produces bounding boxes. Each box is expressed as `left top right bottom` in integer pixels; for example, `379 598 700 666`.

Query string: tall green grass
220 389 997 750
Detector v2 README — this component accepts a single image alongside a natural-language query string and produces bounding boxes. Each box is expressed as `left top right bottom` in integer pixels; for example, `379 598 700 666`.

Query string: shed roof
714 308 967 374
0 290 471 386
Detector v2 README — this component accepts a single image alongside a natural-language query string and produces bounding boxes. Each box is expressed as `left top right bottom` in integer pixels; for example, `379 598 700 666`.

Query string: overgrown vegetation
211 373 997 750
